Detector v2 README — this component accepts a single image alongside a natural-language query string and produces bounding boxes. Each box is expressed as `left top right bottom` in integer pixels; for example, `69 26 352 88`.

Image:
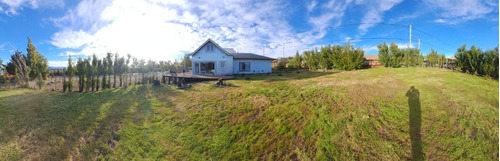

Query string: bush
36 74 44 90
275 60 286 70
63 81 70 92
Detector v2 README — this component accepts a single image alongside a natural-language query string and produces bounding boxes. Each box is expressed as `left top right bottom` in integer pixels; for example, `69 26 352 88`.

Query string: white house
190 39 275 76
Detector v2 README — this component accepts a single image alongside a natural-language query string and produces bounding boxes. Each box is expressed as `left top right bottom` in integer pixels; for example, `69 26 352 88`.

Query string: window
200 62 215 74
206 44 215 52
220 62 225 68
195 62 199 73
239 62 250 72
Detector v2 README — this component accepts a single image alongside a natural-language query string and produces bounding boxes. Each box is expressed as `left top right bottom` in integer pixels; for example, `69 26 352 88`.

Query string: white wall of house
233 59 272 74
191 42 234 75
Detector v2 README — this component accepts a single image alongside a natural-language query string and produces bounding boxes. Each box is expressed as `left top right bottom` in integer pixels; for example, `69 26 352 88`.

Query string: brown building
363 54 380 68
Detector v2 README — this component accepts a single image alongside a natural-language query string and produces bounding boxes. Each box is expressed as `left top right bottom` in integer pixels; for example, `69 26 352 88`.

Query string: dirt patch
249 95 270 108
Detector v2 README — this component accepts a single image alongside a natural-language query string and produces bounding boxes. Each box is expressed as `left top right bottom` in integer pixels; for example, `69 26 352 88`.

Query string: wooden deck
163 73 234 80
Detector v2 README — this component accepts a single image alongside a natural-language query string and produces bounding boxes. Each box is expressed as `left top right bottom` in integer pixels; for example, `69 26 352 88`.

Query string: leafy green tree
126 54 131 86
138 59 146 84
455 45 469 73
483 48 499 79
113 53 119 88
10 50 30 86
76 57 86 92
106 52 113 88
288 51 302 69
118 56 125 87
303 50 319 70
319 46 330 70
378 42 389 67
132 57 138 84
426 49 438 67
85 58 92 91
36 73 44 90
96 59 102 91
92 54 98 91
182 54 192 69
455 44 498 78
469 45 483 75
102 58 108 89
26 37 49 80
389 42 403 68
67 55 75 92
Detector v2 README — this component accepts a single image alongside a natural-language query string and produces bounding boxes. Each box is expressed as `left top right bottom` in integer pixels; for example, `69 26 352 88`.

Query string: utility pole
418 38 420 50
409 25 412 48
412 34 421 50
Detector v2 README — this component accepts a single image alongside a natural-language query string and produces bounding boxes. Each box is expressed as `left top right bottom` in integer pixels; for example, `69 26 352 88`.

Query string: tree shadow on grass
405 86 423 161
0 85 164 160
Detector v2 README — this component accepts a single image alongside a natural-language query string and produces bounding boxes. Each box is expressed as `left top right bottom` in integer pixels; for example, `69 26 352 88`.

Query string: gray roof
223 48 237 54
363 54 379 60
231 53 275 60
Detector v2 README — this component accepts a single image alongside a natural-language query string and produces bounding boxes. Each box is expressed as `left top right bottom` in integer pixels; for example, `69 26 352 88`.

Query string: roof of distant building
363 54 379 60
231 53 275 60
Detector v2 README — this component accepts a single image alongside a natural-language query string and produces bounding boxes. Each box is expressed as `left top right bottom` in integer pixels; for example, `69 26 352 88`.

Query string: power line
332 37 409 44
325 23 456 50
327 23 409 30
411 26 456 49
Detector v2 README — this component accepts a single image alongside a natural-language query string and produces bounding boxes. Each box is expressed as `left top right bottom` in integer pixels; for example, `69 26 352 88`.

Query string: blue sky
0 0 498 67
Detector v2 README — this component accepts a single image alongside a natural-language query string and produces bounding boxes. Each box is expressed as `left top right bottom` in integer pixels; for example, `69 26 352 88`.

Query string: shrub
36 74 44 90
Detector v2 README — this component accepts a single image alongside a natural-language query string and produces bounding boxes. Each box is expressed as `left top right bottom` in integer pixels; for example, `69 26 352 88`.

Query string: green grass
0 68 497 160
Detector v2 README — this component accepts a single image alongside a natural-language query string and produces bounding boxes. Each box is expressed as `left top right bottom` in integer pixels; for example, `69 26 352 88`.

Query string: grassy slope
0 68 497 160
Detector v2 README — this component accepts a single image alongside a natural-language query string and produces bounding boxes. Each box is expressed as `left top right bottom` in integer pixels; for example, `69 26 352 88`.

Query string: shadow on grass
406 86 423 161
0 85 167 160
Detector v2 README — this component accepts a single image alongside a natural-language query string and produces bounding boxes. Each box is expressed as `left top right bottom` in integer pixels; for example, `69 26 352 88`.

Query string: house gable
191 39 232 57
191 39 234 75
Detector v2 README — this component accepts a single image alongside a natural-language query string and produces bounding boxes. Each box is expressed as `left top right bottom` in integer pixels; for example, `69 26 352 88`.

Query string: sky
0 0 498 67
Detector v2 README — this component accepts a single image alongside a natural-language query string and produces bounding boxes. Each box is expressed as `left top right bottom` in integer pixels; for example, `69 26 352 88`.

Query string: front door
219 61 226 75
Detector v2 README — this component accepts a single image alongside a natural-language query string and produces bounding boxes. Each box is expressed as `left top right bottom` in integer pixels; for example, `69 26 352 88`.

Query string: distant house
364 54 380 68
190 39 275 75
3 73 14 79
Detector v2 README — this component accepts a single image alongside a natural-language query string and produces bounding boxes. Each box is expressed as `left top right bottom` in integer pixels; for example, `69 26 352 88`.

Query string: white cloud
360 45 379 53
357 0 403 35
308 0 352 31
424 0 497 24
50 0 322 60
307 0 318 12
51 30 92 49
434 19 446 23
0 0 63 15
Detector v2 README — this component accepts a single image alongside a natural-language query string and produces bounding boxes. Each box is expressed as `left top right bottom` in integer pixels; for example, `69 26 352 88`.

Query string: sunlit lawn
0 67 498 160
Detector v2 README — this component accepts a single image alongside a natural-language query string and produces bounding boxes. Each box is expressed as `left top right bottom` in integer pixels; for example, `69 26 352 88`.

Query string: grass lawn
0 67 498 160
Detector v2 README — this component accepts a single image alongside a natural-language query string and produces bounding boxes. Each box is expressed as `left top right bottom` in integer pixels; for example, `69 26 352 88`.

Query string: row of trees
301 43 365 71
3 37 49 89
425 49 447 68
64 53 192 92
455 45 499 79
378 42 425 68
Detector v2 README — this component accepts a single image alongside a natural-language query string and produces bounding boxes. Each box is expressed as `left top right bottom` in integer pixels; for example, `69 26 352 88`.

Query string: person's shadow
406 86 424 160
